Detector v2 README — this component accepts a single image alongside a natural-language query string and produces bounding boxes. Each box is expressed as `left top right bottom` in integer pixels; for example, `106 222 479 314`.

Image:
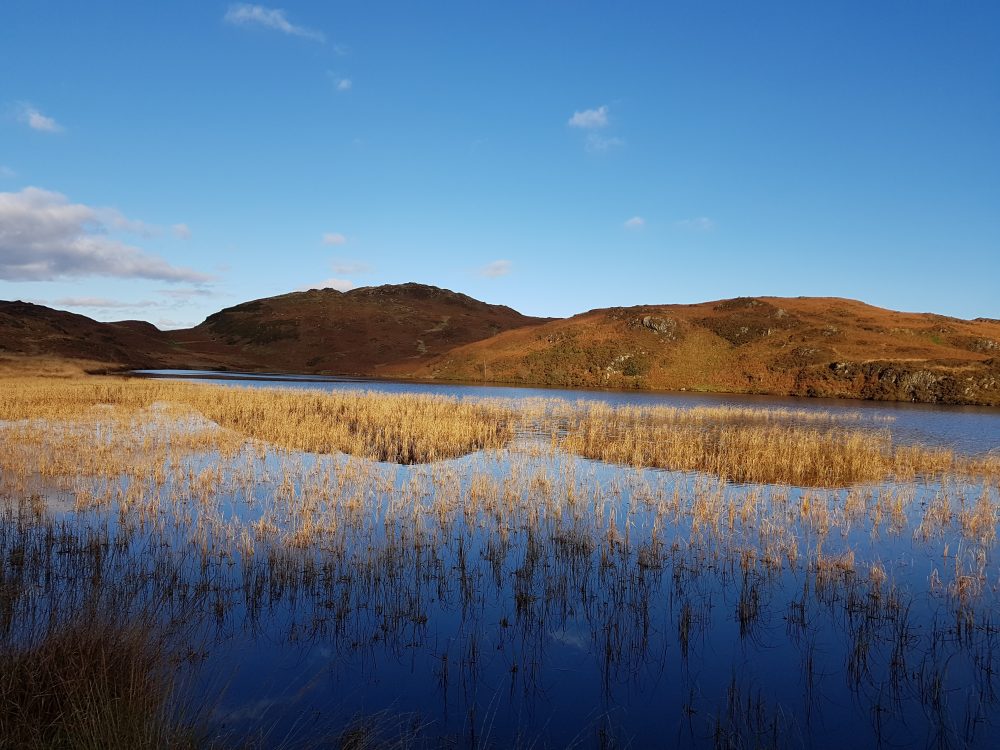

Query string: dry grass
552 402 990 487
0 373 998 747
0 355 110 379
0 601 201 749
0 378 515 464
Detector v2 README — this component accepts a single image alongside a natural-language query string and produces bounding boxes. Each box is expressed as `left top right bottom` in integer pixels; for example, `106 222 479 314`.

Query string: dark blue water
13 371 995 746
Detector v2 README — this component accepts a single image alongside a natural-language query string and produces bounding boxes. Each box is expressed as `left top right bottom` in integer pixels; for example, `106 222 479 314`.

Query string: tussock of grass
0 607 200 749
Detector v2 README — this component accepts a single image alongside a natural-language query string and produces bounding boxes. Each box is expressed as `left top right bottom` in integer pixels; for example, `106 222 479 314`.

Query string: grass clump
553 402 974 487
0 607 201 750
0 378 516 464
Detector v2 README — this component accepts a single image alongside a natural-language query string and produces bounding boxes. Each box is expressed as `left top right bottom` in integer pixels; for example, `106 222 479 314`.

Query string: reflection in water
2 382 1000 747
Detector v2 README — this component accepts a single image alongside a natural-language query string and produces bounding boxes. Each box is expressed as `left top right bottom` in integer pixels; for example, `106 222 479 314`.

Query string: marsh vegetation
1 376 999 747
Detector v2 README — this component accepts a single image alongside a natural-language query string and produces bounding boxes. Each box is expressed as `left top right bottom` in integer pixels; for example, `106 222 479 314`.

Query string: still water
138 369 1000 454
20 372 1000 746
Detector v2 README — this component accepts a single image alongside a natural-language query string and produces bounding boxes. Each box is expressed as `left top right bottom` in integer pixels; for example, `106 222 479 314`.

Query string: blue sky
1 1 998 327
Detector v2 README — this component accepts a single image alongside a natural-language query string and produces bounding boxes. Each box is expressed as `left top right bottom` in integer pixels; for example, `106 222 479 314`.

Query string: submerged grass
0 374 999 747
0 512 207 750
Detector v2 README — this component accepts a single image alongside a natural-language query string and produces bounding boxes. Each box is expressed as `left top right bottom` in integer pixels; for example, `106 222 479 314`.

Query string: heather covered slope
3 291 1000 405
0 284 546 374
168 283 549 374
0 301 173 369
393 296 1000 405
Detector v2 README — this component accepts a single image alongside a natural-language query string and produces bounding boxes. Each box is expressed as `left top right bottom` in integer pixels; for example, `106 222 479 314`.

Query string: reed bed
0 375 999 746
0 377 516 464
552 402 993 487
5 376 994 486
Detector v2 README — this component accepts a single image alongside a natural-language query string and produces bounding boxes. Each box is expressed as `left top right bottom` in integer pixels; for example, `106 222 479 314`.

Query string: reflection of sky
13 384 1000 747
166 456 995 747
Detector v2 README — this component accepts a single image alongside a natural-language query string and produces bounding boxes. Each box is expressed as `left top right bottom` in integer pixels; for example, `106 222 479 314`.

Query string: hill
166 283 548 374
2 290 999 406
393 296 1000 406
0 301 172 369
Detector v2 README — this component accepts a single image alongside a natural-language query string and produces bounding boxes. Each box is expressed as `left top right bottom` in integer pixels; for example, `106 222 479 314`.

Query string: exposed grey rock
641 315 677 338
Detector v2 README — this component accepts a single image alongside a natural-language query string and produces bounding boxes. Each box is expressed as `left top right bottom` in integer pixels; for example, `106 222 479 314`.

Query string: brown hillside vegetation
2 290 999 405
0 301 173 370
166 283 548 374
395 296 1000 406
0 284 547 375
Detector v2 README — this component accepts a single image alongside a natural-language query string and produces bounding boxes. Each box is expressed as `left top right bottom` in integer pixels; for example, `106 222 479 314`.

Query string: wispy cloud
624 216 645 230
675 216 715 231
322 232 347 246
0 187 215 283
0 166 15 179
102 210 158 237
154 318 194 330
327 71 352 92
52 297 158 310
568 105 608 129
172 223 191 240
585 133 624 152
331 260 371 275
478 259 511 278
157 287 217 300
223 4 325 42
16 103 62 133
300 277 354 292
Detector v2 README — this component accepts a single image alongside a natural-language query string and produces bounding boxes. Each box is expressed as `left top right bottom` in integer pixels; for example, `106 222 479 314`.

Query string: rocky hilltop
394 296 1000 406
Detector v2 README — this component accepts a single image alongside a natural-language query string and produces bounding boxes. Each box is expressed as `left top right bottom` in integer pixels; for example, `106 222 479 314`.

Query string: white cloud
585 133 624 152
17 103 62 133
322 232 347 246
158 287 216 299
568 105 609 129
53 297 157 310
300 277 355 292
624 216 645 230
223 4 325 42
478 259 511 278
0 187 214 283
0 166 15 178
331 260 371 274
154 318 194 330
172 223 192 240
675 216 715 231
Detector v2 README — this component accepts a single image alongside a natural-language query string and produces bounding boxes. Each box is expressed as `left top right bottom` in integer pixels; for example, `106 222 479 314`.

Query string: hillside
0 301 172 369
3 290 999 406
393 296 1000 406
167 283 548 374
